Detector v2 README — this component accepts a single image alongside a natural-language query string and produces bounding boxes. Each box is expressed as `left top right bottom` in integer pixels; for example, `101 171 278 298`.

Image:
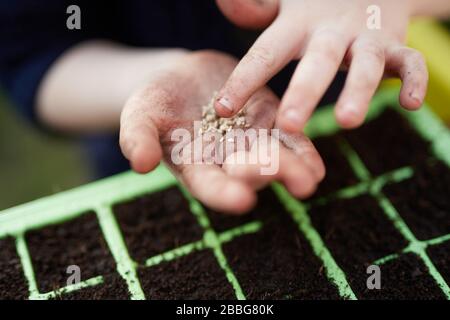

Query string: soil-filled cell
139 249 236 299
311 135 359 197
113 187 203 263
344 109 430 175
205 188 283 233
309 195 408 297
357 254 446 300
384 160 450 240
427 241 450 286
26 212 122 293
56 274 129 300
223 213 341 299
0 237 29 299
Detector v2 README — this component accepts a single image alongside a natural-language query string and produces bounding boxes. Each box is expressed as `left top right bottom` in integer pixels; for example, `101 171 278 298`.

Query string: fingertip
304 152 326 182
277 109 304 133
317 168 326 183
216 0 278 30
120 139 136 162
214 96 234 117
399 96 422 111
335 103 365 129
130 145 162 174
399 89 424 111
281 161 317 199
220 181 257 214
287 177 317 199
385 46 428 111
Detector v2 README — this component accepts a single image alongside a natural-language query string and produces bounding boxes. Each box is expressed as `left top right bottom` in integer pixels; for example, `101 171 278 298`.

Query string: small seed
199 92 248 139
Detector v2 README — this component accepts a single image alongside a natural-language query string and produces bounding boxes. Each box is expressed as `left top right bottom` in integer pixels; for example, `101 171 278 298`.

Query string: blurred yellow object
381 19 450 124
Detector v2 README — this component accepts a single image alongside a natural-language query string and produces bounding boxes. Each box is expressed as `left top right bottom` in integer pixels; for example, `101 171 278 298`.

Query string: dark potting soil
308 195 409 298
343 109 431 175
359 253 446 299
383 160 450 240
113 187 203 263
139 249 236 299
222 211 341 299
55 274 129 300
2 109 448 300
205 188 280 233
0 237 29 300
25 212 125 295
311 134 359 197
427 241 450 285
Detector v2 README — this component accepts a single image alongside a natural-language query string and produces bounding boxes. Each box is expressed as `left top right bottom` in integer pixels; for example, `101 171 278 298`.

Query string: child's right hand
215 0 429 132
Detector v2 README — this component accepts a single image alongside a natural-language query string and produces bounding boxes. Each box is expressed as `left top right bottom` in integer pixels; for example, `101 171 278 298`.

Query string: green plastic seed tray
0 88 449 300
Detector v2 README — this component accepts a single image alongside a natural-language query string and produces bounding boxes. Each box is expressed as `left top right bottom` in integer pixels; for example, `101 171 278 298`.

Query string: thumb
216 0 279 30
120 92 163 174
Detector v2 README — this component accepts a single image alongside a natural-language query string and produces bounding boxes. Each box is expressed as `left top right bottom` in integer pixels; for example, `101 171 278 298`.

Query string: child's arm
36 41 188 133
214 0 450 133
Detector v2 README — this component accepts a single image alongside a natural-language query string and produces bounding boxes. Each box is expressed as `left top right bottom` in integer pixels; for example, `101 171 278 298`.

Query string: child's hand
215 0 428 131
119 50 325 213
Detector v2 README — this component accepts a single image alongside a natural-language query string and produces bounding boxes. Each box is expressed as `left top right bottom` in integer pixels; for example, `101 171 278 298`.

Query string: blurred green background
0 94 91 210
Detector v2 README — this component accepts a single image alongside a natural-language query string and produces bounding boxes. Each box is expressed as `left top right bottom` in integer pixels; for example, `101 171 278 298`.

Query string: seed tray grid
0 88 449 300
275 142 450 299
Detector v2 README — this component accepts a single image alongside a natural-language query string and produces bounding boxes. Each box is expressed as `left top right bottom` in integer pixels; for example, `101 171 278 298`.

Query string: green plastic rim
1 87 449 300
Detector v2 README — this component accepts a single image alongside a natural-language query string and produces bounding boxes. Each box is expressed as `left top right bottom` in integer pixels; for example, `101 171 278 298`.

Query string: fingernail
283 108 303 127
410 90 422 102
217 96 233 112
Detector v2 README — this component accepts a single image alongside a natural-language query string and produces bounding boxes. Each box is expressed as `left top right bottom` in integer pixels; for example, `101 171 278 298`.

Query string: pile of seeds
198 92 249 137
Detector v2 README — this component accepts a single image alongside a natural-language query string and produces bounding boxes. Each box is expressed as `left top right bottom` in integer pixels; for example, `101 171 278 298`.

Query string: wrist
131 48 190 92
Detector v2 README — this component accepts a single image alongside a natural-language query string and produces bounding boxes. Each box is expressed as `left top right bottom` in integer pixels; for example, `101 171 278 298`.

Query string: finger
277 29 350 132
219 87 279 190
385 46 428 110
278 144 318 198
120 95 163 174
335 38 385 128
216 0 278 29
222 133 283 190
222 150 271 190
180 163 256 214
243 86 279 129
223 137 318 199
214 18 304 117
276 130 325 181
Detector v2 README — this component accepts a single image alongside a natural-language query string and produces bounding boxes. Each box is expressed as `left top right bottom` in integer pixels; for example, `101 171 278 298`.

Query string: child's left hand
215 0 428 131
120 50 325 214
